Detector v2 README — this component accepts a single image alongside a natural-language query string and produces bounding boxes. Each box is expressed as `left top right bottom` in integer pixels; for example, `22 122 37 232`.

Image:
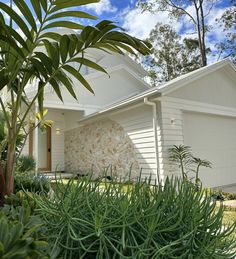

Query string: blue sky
82 0 234 63
2 0 234 63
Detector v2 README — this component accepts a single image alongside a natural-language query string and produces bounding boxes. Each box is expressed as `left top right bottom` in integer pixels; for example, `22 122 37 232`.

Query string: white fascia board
159 59 236 96
43 100 100 112
78 88 161 123
85 64 151 89
121 54 148 77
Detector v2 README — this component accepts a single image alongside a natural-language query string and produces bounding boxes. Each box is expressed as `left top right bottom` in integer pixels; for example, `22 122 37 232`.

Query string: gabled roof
78 59 236 123
159 58 236 95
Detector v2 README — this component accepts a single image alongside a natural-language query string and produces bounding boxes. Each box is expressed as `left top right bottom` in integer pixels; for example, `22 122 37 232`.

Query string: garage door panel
183 112 236 187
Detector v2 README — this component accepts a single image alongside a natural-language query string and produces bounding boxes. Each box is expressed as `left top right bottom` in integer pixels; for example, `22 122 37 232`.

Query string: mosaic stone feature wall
64 119 140 180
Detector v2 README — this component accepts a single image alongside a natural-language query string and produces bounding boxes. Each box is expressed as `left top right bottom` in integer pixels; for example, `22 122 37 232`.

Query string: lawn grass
223 210 236 240
223 210 236 225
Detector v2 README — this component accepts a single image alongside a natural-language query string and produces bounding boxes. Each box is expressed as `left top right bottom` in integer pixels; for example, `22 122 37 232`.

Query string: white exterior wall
41 110 65 171
109 105 158 181
21 136 29 156
51 119 65 171
158 96 236 187
46 109 84 171
158 100 184 178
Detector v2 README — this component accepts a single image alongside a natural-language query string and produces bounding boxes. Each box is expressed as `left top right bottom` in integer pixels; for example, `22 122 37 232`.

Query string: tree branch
166 0 197 24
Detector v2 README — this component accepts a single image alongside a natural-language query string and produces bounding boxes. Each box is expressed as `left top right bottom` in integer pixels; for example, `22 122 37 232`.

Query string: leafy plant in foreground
0 201 48 258
32 177 236 258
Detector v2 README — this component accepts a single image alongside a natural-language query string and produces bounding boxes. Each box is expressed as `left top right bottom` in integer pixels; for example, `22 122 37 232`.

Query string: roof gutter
144 97 161 183
78 90 161 124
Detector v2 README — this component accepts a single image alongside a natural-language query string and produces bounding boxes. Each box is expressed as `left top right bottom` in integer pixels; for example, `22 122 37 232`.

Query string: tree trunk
0 164 6 206
5 130 16 195
199 1 207 66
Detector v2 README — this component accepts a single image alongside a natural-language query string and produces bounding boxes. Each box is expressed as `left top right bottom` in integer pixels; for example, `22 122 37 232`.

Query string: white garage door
183 112 236 188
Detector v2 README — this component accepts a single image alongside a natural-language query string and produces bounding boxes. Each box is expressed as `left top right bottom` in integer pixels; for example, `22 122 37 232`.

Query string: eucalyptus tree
143 23 201 84
0 0 151 195
138 0 217 66
216 1 236 62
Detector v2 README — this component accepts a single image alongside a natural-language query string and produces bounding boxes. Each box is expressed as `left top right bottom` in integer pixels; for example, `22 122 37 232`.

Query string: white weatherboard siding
44 110 65 171
109 105 158 181
51 121 65 171
21 136 29 156
169 69 236 109
183 112 236 188
158 96 236 187
158 101 184 178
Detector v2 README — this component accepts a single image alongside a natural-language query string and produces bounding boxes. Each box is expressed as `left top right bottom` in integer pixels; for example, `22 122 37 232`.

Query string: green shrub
32 177 236 258
16 155 36 174
211 189 225 201
210 190 236 201
14 174 50 194
228 193 236 200
0 201 48 258
4 191 37 211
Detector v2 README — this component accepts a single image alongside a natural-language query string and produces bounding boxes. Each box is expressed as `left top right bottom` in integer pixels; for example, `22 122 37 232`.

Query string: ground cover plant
31 177 236 259
0 200 48 258
14 174 50 194
16 155 36 174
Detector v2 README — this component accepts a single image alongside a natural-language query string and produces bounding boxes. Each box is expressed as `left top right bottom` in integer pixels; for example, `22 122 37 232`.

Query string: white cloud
121 0 230 65
122 7 174 39
85 0 117 15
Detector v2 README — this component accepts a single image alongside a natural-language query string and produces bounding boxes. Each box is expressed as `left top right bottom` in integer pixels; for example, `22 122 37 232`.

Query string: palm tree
0 0 151 195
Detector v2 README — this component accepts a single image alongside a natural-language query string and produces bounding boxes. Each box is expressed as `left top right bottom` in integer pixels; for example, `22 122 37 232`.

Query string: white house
21 51 236 189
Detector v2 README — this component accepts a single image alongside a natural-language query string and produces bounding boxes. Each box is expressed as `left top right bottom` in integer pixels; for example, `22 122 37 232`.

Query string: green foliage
169 145 192 179
227 192 236 200
138 0 213 67
32 177 236 258
14 174 50 194
16 155 36 174
211 189 236 201
0 111 24 161
211 189 225 201
142 23 202 84
0 201 48 258
4 191 37 211
0 1 151 111
216 2 236 63
169 145 212 183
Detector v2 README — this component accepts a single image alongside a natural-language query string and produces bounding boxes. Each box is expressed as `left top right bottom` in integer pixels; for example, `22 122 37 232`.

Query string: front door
38 126 51 172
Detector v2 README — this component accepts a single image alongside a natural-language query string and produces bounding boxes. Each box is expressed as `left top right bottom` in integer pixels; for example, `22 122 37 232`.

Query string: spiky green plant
32 177 236 258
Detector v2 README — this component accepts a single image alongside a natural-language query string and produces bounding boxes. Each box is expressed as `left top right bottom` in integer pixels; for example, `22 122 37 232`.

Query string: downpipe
144 97 160 184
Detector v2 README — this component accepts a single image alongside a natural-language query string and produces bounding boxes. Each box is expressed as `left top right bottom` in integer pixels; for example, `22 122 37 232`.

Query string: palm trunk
5 129 16 195
0 164 6 206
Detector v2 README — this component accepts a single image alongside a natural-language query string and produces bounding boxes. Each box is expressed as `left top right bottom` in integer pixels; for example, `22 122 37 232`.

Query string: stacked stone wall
65 119 140 180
